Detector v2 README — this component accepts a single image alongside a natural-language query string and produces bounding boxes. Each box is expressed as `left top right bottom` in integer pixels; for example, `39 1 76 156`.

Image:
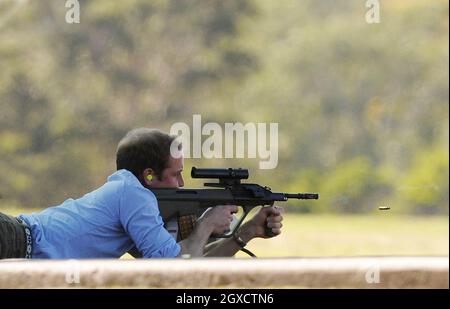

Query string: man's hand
198 205 238 236
179 205 237 257
239 206 283 241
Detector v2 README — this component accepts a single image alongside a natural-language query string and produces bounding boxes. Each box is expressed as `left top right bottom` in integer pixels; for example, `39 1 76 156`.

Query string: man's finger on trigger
227 205 238 213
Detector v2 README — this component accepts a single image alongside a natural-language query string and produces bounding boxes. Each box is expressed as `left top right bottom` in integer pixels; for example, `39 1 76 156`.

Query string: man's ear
143 168 154 186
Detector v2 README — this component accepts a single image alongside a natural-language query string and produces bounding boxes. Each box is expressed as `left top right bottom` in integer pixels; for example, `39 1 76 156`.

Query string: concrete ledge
0 256 448 288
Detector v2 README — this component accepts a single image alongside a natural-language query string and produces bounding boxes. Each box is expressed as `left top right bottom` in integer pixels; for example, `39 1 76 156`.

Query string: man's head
116 128 184 188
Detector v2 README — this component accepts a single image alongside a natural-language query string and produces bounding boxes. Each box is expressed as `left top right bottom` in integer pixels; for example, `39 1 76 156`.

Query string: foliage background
0 0 448 218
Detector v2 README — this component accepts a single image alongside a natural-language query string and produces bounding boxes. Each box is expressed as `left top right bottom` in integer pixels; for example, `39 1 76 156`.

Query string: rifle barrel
285 193 319 199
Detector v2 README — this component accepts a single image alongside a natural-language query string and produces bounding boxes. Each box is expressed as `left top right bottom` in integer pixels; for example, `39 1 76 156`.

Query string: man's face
149 155 184 188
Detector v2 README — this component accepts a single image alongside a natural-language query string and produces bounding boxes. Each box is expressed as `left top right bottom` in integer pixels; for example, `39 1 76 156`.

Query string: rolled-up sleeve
119 185 180 258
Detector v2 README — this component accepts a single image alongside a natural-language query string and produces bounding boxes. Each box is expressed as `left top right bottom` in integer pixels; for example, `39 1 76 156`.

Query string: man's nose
178 176 184 187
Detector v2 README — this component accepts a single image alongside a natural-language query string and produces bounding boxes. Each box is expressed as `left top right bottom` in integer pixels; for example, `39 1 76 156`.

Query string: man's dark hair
116 128 180 182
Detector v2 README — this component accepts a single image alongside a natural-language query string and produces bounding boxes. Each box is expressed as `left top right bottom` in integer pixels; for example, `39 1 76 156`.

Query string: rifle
152 167 319 238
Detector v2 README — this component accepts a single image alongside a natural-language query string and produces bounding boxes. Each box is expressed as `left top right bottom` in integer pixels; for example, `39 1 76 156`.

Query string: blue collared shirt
18 170 181 259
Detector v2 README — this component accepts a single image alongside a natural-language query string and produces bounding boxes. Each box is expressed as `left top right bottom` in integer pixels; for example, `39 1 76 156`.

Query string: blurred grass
3 207 448 257
237 213 449 257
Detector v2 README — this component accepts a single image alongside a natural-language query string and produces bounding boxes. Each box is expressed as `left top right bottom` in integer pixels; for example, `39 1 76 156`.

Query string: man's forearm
203 238 240 257
203 226 254 257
